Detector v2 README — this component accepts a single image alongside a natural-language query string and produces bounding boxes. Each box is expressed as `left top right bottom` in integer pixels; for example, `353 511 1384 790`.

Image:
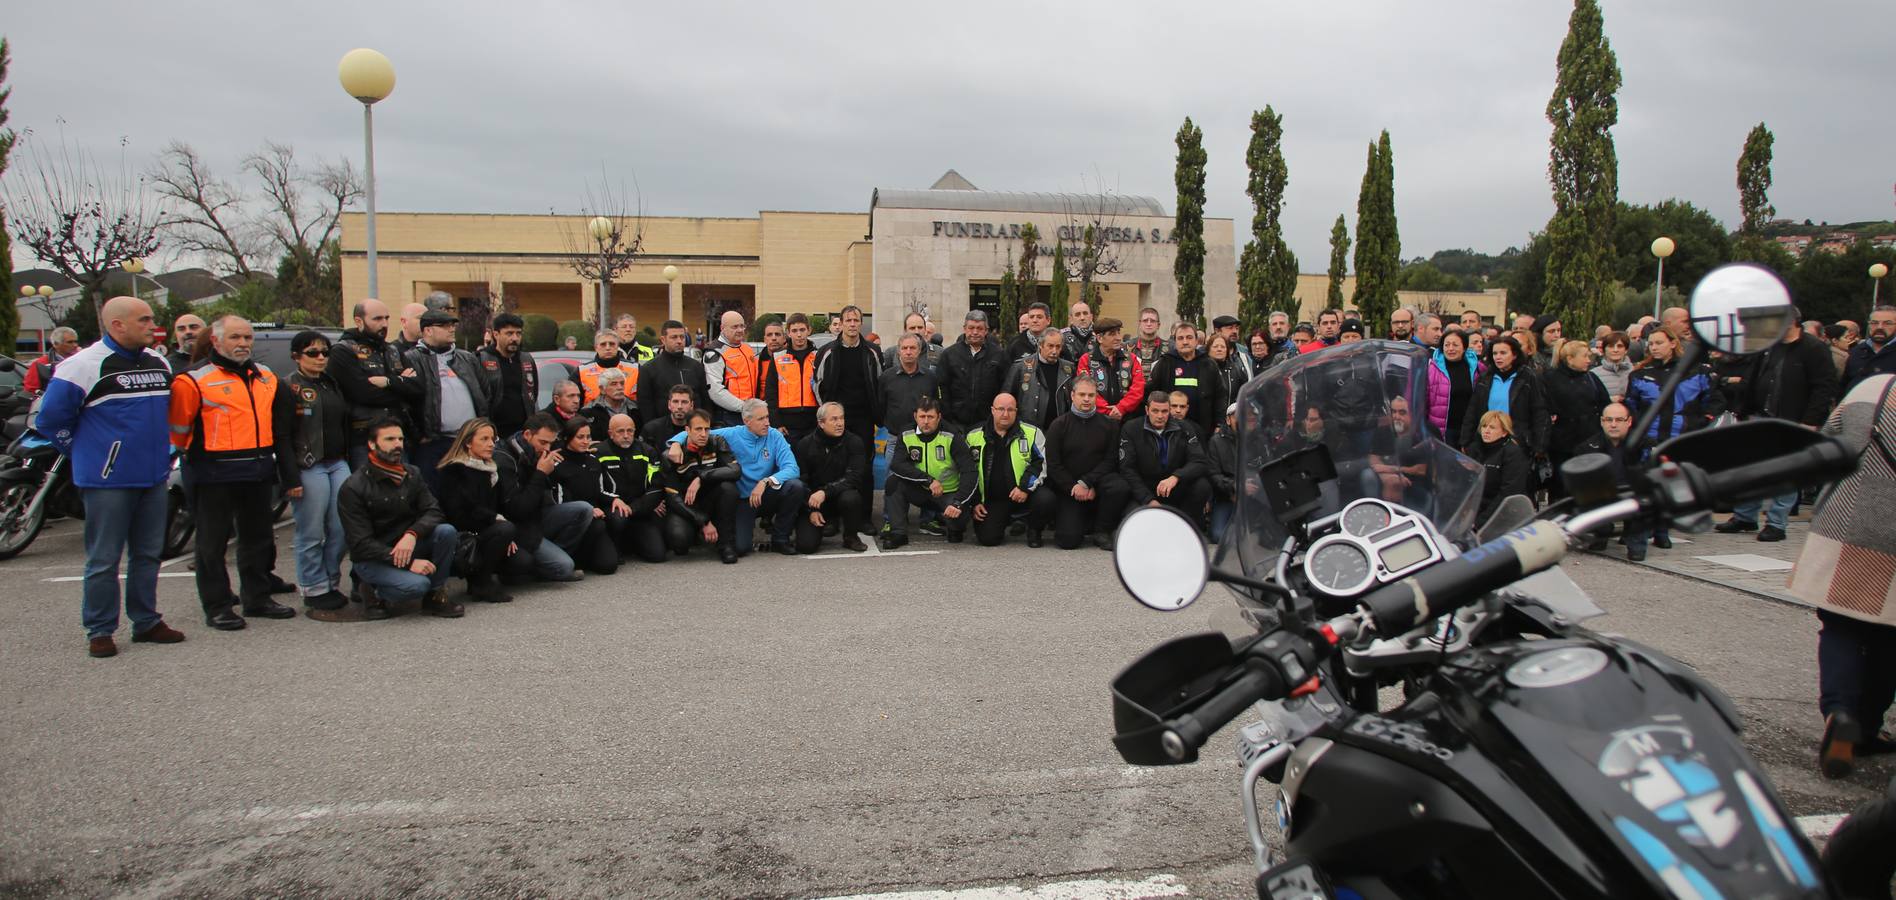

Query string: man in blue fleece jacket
671 398 805 556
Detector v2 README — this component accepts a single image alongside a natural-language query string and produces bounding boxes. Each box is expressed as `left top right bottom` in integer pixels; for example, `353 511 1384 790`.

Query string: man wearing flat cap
403 309 490 492
1210 315 1254 382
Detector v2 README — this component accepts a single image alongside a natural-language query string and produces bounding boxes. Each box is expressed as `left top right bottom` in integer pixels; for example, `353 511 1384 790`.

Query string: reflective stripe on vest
172 362 279 454
719 343 759 402
961 424 1037 500
773 350 817 410
901 431 960 493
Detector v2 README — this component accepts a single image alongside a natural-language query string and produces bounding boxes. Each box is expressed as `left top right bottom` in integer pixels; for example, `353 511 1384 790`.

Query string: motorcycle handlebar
1697 441 1855 508
1358 521 1571 637
1162 667 1285 760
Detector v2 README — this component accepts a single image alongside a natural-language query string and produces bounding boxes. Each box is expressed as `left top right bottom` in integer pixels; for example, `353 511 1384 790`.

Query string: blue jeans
1731 492 1796 532
80 485 168 638
1209 499 1235 543
734 479 807 554
512 538 576 580
292 460 349 596
353 523 457 603
1817 610 1896 723
543 501 596 555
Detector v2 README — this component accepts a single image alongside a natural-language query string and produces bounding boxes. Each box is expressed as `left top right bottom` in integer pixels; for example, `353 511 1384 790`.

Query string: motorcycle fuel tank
1286 638 1827 899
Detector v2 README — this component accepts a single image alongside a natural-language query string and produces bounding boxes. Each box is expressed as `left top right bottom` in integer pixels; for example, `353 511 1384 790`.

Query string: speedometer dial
1341 501 1391 536
1306 541 1374 596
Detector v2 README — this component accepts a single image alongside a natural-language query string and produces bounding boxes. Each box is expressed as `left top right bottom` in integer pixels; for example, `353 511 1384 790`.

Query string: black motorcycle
0 422 82 560
1109 265 1891 898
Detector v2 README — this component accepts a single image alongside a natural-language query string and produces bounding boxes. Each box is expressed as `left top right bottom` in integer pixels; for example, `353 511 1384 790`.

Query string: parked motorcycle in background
1109 264 1894 898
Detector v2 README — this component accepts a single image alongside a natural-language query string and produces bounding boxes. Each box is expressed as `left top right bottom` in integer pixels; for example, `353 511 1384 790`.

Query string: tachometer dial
1306 541 1374 596
1341 502 1391 536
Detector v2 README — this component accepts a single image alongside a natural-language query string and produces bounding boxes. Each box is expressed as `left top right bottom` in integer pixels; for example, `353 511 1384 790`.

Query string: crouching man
337 416 464 619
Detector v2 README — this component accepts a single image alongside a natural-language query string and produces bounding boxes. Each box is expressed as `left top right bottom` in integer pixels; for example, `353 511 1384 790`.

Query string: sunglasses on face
300 349 328 358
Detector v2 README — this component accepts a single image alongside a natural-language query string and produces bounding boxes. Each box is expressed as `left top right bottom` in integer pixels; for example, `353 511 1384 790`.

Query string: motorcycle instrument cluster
1302 499 1446 598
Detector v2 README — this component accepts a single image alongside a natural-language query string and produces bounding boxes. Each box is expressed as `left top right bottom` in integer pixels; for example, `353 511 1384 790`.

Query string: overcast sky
6 1 1891 275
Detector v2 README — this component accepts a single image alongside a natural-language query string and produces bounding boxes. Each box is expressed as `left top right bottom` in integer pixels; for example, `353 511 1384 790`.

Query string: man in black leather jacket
940 310 1008 433
329 298 420 469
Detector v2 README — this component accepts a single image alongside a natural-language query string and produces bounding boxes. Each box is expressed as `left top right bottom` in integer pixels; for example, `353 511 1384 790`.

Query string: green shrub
521 314 558 351
808 313 830 335
747 312 784 341
557 319 594 351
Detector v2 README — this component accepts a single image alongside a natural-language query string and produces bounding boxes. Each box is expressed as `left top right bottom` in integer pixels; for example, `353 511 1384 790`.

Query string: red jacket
1075 349 1145 418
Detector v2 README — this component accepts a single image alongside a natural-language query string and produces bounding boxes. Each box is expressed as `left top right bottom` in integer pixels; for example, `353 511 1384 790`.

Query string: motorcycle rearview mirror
1114 507 1209 611
0 357 14 371
1687 263 1796 357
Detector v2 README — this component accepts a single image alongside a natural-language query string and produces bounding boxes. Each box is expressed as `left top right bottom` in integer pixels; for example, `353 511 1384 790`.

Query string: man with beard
167 315 298 630
1844 306 1896 391
477 313 537 440
337 417 463 619
940 310 1007 434
582 368 637 440
1045 377 1129 551
402 310 491 491
165 314 205 373
331 298 419 469
792 402 869 553
577 331 641 409
1003 329 1074 430
1211 315 1255 383
637 320 711 425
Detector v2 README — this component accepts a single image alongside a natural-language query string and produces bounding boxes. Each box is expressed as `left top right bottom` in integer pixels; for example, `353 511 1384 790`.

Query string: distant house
1774 235 1812 256
8 266 275 352
1872 235 1896 250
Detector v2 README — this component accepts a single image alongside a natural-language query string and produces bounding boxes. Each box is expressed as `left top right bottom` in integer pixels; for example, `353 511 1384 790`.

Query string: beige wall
757 211 871 316
868 207 1238 333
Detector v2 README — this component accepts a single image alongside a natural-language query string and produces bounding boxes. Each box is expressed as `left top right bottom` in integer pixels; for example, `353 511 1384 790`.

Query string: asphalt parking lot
0 514 1888 898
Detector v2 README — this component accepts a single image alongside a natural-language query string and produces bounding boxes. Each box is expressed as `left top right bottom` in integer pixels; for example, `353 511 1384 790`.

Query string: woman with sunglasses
283 331 351 613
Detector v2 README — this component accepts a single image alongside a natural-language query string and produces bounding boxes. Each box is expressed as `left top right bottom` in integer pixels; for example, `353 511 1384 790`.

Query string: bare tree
557 168 644 325
3 129 162 327
147 141 259 276
245 142 360 319
1056 177 1126 314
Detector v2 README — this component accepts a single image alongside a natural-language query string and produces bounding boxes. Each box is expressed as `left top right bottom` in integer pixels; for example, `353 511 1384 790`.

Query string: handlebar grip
1163 667 1284 759
1360 521 1569 636
1700 442 1855 508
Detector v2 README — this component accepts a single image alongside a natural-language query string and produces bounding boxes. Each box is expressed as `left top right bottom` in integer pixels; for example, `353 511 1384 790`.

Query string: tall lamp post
1650 236 1675 320
120 257 146 302
663 264 681 324
338 49 396 300
20 285 56 351
588 216 614 325
1872 263 1889 315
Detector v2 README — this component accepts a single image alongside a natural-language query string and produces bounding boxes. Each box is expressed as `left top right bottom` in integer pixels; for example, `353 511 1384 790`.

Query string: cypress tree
1541 0 1621 333
1326 215 1349 311
1352 133 1401 331
1048 243 1070 319
998 269 1018 340
1240 107 1299 327
1173 117 1207 327
1737 123 1775 234
1018 223 1042 324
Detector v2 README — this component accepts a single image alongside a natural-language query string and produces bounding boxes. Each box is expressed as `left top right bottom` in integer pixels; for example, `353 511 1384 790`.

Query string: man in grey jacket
403 309 490 492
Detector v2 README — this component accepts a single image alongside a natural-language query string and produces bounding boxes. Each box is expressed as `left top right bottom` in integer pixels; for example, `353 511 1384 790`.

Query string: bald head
352 298 392 340
171 314 205 354
399 303 427 341
720 310 746 345
100 296 155 350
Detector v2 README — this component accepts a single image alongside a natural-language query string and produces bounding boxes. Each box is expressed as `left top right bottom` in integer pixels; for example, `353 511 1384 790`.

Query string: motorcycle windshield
1221 341 1483 581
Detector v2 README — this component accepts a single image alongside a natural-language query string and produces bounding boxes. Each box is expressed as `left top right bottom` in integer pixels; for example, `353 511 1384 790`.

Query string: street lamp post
20 285 56 351
1872 263 1890 316
1650 236 1675 320
663 264 681 324
338 49 396 300
120 257 146 302
589 216 614 326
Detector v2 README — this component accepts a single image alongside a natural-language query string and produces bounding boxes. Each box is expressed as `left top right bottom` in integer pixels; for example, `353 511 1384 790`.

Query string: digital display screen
1378 535 1432 572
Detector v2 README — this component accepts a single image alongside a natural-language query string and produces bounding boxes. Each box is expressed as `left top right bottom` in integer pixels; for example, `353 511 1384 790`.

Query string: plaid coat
1787 374 1896 626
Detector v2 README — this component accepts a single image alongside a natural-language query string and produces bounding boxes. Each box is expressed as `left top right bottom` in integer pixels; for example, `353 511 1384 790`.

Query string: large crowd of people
26 295 1893 642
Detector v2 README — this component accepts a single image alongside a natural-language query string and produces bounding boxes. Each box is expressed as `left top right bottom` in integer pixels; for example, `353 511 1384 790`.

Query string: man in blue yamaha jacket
669 398 806 557
33 297 187 658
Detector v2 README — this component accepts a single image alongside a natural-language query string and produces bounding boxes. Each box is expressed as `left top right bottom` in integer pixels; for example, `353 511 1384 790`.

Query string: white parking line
794 537 941 560
1796 813 1847 839
816 874 1188 900
42 572 195 583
